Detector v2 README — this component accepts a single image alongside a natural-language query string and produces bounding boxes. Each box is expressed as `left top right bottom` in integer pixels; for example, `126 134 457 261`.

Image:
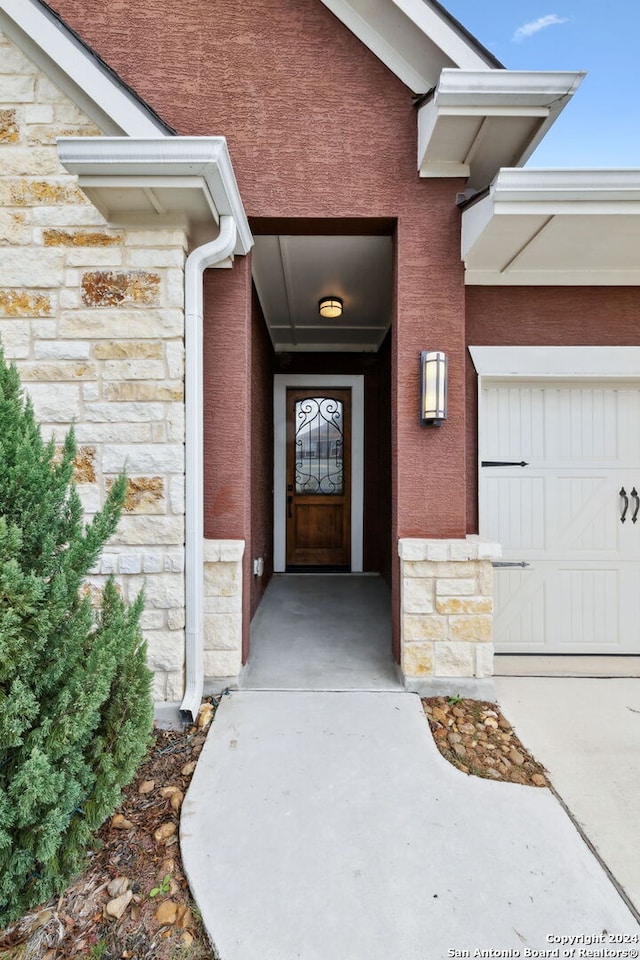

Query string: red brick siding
51 0 469 541
250 285 275 629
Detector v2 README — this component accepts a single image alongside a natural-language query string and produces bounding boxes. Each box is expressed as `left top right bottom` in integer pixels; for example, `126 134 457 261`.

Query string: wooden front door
286 389 352 568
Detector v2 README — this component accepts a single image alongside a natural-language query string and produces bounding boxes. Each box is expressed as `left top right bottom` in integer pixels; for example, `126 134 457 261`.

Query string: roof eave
318 0 497 94
57 137 253 256
418 69 586 190
462 168 640 285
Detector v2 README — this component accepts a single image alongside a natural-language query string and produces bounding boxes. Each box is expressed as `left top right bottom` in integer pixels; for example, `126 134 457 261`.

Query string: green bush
0 345 153 925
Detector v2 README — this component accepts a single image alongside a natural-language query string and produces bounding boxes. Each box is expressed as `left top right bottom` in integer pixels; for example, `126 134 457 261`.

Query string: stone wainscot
399 536 502 688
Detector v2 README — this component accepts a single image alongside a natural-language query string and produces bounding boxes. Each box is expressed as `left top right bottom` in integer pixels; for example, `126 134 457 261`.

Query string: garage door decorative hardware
620 487 628 523
481 460 529 467
492 561 531 568
618 487 640 524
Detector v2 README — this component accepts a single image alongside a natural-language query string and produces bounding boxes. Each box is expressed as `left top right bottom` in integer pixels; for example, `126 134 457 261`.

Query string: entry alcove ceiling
252 235 393 352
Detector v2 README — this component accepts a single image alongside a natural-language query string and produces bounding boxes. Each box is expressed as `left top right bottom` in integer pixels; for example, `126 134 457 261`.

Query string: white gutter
180 215 237 724
58 138 251 722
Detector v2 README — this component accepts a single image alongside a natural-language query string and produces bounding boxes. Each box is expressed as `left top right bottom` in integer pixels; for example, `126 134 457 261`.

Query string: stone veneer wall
0 31 188 701
203 540 245 685
399 537 501 683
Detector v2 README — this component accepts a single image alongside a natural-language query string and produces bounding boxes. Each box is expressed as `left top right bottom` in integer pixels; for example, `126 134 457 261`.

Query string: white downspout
180 215 237 723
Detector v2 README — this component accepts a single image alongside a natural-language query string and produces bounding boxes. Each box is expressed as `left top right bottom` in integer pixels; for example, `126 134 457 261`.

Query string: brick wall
0 30 188 700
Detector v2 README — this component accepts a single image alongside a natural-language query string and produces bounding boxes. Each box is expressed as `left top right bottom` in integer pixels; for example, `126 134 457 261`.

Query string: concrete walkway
181 690 640 960
495 676 640 916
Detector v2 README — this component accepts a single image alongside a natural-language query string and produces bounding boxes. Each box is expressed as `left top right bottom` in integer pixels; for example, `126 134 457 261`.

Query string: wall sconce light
319 296 343 319
420 350 448 426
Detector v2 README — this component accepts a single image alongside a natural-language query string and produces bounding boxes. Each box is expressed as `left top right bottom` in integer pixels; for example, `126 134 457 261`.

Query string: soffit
462 169 640 285
252 235 393 353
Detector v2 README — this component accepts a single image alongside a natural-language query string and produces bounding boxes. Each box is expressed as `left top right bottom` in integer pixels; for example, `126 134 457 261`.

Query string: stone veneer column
202 539 245 687
399 536 501 685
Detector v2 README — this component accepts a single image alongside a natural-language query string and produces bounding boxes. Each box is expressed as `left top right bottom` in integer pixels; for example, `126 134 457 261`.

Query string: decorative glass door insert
294 397 344 495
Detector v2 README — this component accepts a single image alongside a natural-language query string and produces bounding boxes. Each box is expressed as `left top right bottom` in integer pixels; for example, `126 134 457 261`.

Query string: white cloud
512 13 570 42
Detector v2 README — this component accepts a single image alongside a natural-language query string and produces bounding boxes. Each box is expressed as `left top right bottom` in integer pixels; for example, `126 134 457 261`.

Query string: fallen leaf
196 703 214 728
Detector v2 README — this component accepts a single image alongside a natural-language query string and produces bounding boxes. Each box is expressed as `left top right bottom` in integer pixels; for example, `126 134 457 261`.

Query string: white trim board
318 0 495 94
469 346 640 380
273 375 364 573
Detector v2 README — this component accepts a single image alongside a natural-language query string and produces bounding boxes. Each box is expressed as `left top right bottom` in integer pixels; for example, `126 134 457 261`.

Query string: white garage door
479 381 640 653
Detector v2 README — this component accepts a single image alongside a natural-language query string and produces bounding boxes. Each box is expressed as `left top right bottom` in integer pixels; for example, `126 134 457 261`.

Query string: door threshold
276 570 378 577
495 655 640 678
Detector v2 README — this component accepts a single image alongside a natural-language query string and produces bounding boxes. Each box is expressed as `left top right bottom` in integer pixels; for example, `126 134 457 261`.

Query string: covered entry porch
240 574 399 691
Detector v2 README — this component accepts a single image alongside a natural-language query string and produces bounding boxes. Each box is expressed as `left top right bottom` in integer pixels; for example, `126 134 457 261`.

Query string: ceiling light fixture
319 296 343 319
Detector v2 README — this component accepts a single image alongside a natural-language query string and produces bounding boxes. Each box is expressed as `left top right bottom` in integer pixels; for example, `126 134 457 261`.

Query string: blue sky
441 1 640 167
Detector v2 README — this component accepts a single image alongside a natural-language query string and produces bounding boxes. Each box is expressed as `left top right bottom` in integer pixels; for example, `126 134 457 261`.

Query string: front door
286 389 351 568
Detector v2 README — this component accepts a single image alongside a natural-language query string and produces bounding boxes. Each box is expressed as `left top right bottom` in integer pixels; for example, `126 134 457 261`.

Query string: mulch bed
0 700 219 960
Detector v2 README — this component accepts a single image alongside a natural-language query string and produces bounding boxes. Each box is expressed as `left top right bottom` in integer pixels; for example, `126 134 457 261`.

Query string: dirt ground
0 695 547 959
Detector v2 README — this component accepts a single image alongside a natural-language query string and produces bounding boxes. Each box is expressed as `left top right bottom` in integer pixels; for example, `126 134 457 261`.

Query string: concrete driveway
495 676 640 918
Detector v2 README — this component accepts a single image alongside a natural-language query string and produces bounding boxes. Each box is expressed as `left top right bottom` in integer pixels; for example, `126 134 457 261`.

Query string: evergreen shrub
0 346 154 925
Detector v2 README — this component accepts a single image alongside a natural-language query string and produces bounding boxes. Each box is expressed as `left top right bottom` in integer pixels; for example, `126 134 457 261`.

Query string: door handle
632 487 640 524
620 487 629 523
287 495 293 518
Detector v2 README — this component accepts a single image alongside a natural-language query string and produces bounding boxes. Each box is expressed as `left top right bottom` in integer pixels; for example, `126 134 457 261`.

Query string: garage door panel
484 476 546 551
619 388 640 462
547 387 620 463
554 567 619 650
480 380 640 654
494 569 546 650
494 563 628 653
483 386 545 461
554 476 619 554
